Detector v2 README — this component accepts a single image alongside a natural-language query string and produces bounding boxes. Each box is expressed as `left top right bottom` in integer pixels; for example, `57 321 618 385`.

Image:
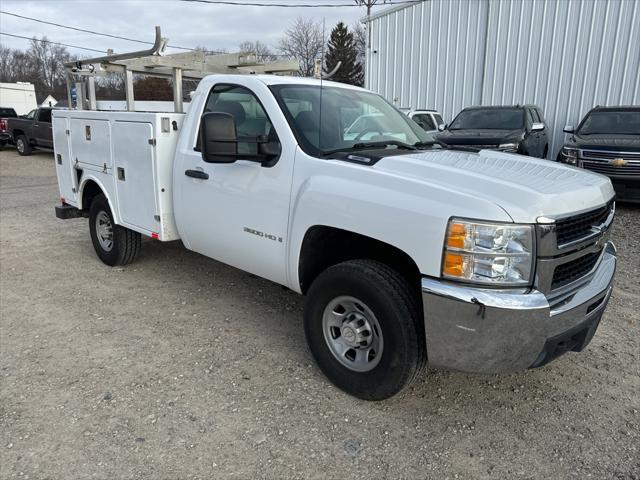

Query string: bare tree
352 22 367 68
278 17 324 77
239 40 278 62
28 37 71 91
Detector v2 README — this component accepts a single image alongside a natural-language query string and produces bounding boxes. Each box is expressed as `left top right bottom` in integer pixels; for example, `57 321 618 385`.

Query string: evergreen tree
324 22 364 86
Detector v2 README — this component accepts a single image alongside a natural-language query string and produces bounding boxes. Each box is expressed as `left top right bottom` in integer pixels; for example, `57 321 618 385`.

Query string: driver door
174 83 293 285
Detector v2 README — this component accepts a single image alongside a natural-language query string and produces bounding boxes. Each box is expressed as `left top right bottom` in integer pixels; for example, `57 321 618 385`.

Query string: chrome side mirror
438 123 446 132
563 125 575 134
531 122 545 132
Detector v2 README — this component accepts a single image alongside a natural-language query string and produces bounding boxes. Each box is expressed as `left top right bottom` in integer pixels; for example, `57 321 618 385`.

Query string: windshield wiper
352 140 417 150
322 140 416 157
414 140 447 149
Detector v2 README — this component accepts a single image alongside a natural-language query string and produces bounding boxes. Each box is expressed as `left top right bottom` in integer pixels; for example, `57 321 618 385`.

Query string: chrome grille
535 201 614 295
555 202 613 246
551 250 601 290
581 149 640 162
581 160 640 176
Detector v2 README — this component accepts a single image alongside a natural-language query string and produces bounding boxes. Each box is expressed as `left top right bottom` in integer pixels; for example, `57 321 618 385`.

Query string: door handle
184 169 209 180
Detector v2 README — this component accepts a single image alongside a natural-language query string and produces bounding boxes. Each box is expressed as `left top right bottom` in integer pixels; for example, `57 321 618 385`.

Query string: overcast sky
0 0 389 56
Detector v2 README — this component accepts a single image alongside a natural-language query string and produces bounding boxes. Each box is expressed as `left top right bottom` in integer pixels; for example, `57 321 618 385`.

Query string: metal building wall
366 0 640 158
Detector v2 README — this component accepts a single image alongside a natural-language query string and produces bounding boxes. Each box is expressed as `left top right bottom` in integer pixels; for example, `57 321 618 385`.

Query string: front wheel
89 194 141 266
16 135 32 156
304 260 426 400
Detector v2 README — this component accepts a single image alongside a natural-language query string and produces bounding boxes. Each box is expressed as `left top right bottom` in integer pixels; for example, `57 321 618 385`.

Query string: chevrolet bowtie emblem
611 158 627 167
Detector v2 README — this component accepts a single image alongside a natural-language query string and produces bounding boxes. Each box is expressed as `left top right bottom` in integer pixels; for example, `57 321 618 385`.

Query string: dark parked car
6 107 54 156
558 106 640 202
0 107 18 150
437 105 549 158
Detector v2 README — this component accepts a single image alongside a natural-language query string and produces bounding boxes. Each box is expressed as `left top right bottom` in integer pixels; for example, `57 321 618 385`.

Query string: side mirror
531 122 545 132
563 125 575 134
438 123 446 131
201 112 238 163
257 135 282 157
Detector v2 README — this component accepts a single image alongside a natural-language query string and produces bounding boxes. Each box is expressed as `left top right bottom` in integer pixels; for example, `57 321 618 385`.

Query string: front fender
287 162 511 291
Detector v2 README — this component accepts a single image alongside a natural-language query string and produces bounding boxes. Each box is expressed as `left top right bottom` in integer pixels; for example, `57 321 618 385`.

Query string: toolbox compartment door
113 121 158 233
70 118 111 169
52 116 78 203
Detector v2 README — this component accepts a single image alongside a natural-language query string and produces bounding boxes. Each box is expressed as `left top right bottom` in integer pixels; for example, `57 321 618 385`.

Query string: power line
0 32 108 54
0 10 196 51
180 0 422 7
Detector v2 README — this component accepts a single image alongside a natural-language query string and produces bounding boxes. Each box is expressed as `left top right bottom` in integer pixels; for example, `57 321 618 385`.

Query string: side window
196 84 276 155
25 110 36 120
526 108 535 127
433 114 444 126
38 109 52 123
536 108 546 124
412 113 435 131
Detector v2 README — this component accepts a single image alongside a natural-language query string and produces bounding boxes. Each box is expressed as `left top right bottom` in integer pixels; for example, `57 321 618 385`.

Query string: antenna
319 18 325 152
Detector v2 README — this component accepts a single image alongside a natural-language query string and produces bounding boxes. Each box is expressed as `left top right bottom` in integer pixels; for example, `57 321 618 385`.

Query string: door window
37 109 52 123
412 113 436 131
197 84 276 155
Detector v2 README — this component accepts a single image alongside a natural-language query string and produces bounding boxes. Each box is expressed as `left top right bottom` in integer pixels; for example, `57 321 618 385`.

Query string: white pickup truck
53 75 617 400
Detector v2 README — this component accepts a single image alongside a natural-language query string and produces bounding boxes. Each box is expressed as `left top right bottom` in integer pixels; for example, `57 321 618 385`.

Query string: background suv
558 106 640 202
436 105 549 158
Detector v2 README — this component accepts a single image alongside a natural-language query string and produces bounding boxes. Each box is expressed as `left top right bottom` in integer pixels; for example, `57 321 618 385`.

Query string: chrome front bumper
421 242 616 373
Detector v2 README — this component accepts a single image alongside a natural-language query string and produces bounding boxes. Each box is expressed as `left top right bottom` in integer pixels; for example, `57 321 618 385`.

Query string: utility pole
354 0 379 53
354 0 379 87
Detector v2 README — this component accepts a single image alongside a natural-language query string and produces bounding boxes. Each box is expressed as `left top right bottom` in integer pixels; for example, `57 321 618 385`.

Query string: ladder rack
64 26 298 113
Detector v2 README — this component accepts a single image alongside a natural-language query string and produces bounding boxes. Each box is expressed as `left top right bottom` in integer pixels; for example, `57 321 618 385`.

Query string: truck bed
52 109 185 241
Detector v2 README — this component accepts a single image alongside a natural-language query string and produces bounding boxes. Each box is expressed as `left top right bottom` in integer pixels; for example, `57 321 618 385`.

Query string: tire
16 135 32 156
542 145 549 159
304 259 426 400
89 194 141 266
0 141 6 151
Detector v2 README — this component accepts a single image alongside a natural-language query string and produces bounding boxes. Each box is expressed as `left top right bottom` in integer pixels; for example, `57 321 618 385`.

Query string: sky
0 0 392 57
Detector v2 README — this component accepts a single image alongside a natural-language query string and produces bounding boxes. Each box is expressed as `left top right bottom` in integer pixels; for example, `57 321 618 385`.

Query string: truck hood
373 149 614 223
567 134 640 151
437 129 522 145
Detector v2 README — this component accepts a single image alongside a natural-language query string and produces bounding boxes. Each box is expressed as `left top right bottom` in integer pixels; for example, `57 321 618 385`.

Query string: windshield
578 110 640 135
270 84 433 156
449 108 524 130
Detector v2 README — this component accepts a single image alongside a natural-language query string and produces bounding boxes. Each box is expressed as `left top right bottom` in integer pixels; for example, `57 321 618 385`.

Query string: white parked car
404 109 444 134
53 75 616 400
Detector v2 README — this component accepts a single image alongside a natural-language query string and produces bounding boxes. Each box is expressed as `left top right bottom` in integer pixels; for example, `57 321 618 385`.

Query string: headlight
442 219 534 286
498 142 518 152
561 147 578 164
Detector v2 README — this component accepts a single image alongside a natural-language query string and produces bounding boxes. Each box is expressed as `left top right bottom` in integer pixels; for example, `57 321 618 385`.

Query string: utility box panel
52 110 185 241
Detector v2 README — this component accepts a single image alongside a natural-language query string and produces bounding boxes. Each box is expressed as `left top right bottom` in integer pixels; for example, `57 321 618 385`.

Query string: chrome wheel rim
322 296 383 372
16 139 24 153
95 211 113 252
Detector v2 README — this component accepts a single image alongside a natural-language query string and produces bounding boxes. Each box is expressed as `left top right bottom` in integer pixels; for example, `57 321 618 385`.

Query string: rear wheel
16 135 32 156
89 194 141 266
304 260 426 400
542 145 549 159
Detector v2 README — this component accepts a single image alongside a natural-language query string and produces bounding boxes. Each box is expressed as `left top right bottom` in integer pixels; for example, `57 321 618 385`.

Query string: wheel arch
79 176 121 224
297 225 422 296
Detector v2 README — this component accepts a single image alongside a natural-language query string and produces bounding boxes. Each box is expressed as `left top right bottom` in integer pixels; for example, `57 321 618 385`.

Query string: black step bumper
55 203 85 219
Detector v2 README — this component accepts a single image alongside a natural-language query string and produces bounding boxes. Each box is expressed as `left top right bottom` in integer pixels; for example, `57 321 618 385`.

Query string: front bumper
421 242 616 373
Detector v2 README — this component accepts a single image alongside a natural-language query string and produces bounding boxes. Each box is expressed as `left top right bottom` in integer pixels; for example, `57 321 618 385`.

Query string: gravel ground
0 149 638 480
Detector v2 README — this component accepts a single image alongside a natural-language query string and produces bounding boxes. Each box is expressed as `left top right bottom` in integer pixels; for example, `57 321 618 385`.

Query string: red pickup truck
0 107 18 150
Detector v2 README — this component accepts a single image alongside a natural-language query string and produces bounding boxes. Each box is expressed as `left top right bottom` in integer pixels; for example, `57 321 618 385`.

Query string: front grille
555 202 612 246
582 149 640 162
551 250 601 290
581 160 640 176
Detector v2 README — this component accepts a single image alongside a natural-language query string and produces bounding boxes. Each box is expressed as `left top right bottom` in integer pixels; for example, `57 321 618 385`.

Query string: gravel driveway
1 149 638 479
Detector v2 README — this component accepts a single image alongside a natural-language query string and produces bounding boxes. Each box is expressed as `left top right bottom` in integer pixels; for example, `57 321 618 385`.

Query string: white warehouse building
364 0 640 157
